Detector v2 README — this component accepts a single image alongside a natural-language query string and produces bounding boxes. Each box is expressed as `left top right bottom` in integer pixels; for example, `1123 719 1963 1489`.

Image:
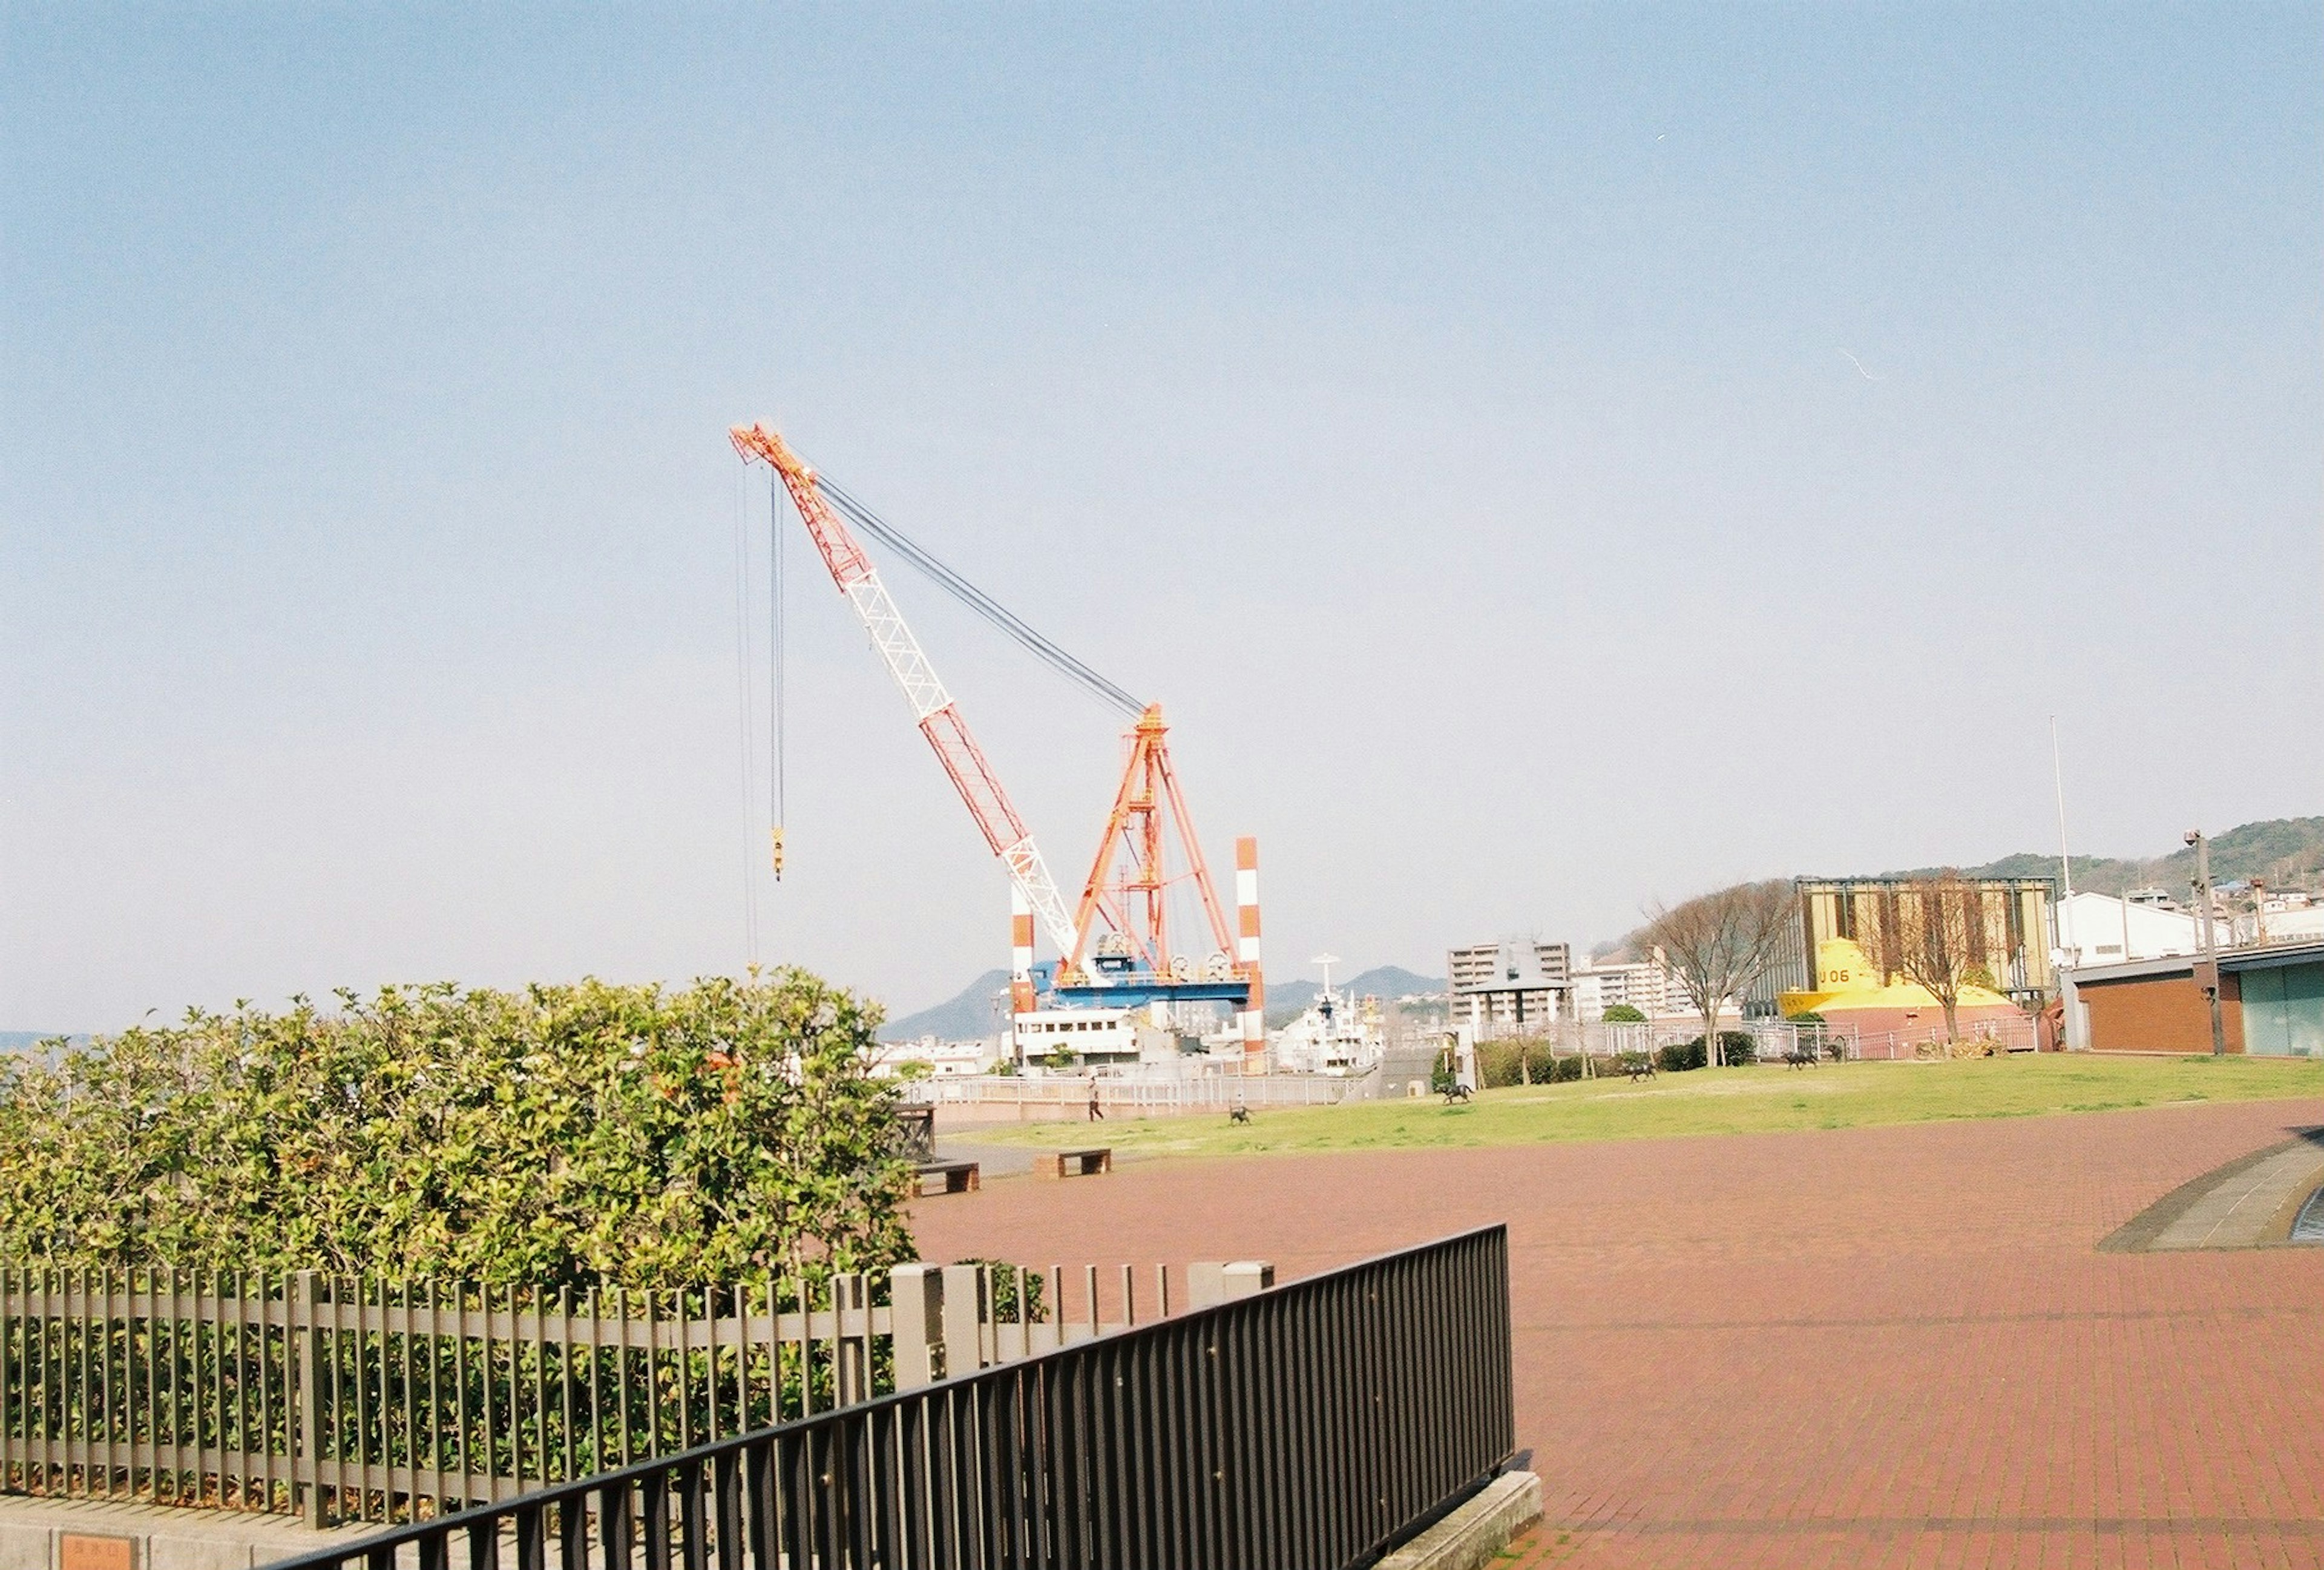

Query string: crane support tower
730 422 1265 1066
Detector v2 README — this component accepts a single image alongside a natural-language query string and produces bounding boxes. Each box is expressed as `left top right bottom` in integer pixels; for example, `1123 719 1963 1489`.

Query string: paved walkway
910 1094 2324 1569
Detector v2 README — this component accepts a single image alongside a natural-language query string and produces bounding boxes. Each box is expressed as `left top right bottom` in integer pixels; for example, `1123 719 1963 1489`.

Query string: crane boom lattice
729 422 1080 959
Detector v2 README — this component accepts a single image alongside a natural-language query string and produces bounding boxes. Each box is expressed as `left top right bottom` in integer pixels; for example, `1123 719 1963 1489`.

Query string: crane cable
758 465 1143 892
768 475 787 881
731 464 761 958
818 478 1146 720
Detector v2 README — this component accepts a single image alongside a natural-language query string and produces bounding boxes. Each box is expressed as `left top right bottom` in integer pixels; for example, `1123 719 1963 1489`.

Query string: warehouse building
2067 939 2324 1056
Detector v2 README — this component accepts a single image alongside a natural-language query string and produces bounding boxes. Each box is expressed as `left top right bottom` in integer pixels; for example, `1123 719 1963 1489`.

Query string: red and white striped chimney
1009 883 1037 1017
1235 836 1264 1065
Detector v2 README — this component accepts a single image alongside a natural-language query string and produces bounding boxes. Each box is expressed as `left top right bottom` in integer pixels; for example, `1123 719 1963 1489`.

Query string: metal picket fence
1 1258 1271 1529
0 1270 887 1526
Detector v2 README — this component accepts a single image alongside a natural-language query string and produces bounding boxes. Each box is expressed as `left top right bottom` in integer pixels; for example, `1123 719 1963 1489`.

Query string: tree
0 971 913 1287
1601 1003 1647 1024
1867 871 1983 1045
1639 881 1796 1066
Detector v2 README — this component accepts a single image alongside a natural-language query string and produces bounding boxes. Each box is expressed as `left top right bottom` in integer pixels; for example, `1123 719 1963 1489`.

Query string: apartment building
1447 939 1572 1036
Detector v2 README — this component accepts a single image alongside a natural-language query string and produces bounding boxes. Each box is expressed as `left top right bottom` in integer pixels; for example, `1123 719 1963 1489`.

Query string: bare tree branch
1640 880 1795 1065
1858 870 1981 1043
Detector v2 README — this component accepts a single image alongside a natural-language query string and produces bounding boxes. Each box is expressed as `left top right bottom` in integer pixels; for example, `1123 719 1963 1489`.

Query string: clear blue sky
4 5 2319 1031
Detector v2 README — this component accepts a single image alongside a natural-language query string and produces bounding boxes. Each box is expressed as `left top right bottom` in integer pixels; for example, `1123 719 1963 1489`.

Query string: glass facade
2238 959 2324 1057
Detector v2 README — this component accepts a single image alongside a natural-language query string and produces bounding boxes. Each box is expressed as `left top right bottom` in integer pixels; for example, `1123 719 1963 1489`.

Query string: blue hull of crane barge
1049 980 1252 1008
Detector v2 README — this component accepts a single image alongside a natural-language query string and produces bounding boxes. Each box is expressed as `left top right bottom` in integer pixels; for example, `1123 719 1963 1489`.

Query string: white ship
1272 959 1385 1076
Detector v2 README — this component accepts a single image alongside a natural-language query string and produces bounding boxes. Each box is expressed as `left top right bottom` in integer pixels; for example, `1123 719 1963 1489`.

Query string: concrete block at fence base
145 1538 252 1570
1186 1261 1275 1309
1377 1471 1542 1570
0 1498 376 1570
1223 1261 1273 1298
59 1537 135 1570
0 1525 51 1570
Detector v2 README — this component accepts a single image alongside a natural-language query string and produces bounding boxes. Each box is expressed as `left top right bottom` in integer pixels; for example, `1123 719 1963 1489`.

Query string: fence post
1222 1262 1274 1299
1186 1261 1273 1309
833 1275 869 1406
1186 1263 1224 1309
888 1266 944 1388
937 1266 985 1378
293 1270 324 1529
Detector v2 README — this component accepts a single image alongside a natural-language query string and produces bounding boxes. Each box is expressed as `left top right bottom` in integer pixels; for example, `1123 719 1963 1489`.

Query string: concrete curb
1379 1471 1543 1570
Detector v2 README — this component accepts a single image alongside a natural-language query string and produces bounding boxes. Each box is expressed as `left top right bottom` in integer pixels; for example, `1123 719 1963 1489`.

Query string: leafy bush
1656 1039 1706 1072
1477 1038 1555 1088
1601 1004 1647 1023
0 973 912 1287
957 1257 1047 1322
1548 1054 1584 1083
1655 1032 1758 1069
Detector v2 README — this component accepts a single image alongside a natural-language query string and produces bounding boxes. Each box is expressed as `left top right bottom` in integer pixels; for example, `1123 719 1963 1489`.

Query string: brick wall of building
2079 969 2245 1053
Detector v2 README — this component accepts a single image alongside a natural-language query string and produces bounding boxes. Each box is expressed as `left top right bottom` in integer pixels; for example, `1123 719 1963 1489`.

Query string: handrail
264 1225 1514 1570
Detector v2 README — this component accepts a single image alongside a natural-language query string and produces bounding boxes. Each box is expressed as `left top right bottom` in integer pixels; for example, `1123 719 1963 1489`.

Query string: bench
913 1159 981 1195
1034 1147 1113 1180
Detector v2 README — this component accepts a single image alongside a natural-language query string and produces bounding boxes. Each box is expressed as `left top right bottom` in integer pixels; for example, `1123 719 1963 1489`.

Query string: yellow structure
1778 938 2017 1020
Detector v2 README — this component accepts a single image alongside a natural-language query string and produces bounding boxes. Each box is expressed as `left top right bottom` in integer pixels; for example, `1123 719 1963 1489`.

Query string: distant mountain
1891 816 2324 897
0 1031 79 1054
879 971 1012 1043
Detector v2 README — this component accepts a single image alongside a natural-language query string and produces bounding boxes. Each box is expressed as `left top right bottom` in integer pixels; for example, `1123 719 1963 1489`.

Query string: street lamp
2185 829 2225 1057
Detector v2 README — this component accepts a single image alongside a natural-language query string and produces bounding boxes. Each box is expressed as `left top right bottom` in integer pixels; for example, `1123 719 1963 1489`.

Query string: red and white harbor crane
729 422 1266 1062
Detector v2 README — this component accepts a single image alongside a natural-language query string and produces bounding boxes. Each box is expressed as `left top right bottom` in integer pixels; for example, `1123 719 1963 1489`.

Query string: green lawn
964 1055 2324 1162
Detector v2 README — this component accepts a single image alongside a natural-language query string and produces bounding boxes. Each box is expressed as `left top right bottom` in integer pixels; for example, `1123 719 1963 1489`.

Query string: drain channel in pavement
2294 1182 2324 1244
2101 1128 2324 1252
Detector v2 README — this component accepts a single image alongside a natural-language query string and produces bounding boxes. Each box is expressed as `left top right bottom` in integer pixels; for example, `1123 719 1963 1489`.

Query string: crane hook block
770 827 786 879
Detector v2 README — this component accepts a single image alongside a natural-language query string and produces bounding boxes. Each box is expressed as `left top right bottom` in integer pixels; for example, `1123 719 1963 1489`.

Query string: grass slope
973 1056 2324 1161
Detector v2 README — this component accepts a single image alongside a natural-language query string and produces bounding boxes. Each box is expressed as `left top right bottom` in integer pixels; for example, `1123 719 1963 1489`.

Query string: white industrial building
868 1034 1006 1077
2053 892 2226 969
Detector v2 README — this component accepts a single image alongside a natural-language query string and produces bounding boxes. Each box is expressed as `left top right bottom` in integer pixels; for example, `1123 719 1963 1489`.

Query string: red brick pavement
911 1096 2324 1569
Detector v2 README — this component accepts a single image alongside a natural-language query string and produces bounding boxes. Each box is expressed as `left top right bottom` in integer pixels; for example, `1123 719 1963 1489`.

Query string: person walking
1088 1083 1105 1122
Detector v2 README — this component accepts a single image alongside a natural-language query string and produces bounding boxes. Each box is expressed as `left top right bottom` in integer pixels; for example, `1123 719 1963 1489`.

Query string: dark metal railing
265 1226 1512 1570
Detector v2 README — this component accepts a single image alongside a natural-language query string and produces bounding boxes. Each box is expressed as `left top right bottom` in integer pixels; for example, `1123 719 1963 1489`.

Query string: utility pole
2185 829 2225 1056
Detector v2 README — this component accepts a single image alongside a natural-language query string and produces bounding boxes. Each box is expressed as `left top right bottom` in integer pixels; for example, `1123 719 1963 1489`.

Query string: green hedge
0 973 912 1287
1654 1032 1758 1071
